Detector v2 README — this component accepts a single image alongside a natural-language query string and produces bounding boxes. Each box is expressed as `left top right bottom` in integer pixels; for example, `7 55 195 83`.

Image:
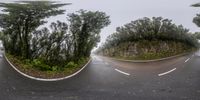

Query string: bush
32 59 42 66
32 59 52 71
78 57 86 64
65 61 78 68
52 66 59 71
23 59 31 64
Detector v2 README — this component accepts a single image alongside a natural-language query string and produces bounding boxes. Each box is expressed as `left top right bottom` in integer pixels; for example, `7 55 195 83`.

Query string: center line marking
115 69 130 76
158 68 176 76
185 58 190 63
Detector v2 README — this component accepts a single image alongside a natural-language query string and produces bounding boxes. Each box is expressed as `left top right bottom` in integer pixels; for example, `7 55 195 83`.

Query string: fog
0 0 200 47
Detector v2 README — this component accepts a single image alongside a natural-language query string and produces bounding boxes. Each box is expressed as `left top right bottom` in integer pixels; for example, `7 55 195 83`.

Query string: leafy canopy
192 2 200 27
68 10 111 58
98 17 198 52
0 1 69 58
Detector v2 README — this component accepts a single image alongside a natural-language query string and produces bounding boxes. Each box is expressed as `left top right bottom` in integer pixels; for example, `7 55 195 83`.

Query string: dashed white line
115 69 130 76
158 68 176 76
185 58 190 63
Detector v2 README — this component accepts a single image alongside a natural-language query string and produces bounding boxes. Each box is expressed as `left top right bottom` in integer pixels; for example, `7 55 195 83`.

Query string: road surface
0 50 200 100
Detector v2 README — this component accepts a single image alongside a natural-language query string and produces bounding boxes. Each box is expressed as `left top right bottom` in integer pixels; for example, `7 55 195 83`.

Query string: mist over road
0 50 200 100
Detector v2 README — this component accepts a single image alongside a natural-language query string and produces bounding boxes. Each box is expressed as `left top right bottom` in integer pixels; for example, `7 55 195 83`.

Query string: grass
6 53 90 79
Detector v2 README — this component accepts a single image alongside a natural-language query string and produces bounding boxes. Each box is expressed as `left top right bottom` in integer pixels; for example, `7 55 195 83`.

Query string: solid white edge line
185 58 190 63
158 68 176 76
115 69 130 76
4 54 91 81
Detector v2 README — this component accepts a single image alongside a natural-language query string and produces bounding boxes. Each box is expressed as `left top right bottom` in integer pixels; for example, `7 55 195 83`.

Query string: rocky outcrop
99 40 193 59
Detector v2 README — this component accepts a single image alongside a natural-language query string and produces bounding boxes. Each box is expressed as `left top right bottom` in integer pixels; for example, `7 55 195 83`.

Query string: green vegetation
6 53 89 78
0 32 2 39
192 3 200 28
0 1 110 77
193 32 200 40
96 17 199 60
192 3 200 40
0 1 69 59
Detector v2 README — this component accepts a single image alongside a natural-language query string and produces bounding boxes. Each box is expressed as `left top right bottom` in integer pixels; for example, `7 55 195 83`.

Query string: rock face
99 40 193 59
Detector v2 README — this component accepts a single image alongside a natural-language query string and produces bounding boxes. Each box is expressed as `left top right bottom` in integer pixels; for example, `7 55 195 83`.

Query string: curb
4 54 92 81
102 52 194 63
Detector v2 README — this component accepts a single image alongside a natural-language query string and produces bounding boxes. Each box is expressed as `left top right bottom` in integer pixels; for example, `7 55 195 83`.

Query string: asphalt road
0 50 200 100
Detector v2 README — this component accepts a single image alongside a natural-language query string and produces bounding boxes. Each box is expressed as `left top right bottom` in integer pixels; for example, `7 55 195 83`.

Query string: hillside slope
96 17 199 60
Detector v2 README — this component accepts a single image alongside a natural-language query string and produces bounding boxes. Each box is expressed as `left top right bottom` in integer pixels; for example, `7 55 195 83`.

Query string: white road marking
115 69 130 76
185 58 190 63
158 68 176 76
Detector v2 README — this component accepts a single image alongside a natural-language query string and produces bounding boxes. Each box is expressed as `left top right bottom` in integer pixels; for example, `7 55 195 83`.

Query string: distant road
0 50 200 100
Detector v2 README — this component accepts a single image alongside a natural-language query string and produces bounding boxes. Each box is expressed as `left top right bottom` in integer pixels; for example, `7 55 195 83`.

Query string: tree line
193 3 200 40
96 3 200 57
0 1 200 66
95 16 199 59
0 1 110 68
97 17 199 53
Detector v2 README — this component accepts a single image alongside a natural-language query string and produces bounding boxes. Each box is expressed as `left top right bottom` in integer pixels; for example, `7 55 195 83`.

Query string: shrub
78 57 86 64
32 59 52 71
23 59 31 65
52 66 60 71
65 61 78 68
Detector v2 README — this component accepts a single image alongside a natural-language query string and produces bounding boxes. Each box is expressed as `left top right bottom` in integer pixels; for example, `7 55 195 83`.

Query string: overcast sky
0 0 200 47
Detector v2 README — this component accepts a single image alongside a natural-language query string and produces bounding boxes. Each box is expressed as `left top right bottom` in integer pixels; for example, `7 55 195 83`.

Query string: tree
193 32 200 39
192 3 200 27
31 21 69 66
193 14 200 27
0 1 69 59
192 3 200 45
30 9 111 66
68 10 110 59
0 1 111 69
97 17 199 56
